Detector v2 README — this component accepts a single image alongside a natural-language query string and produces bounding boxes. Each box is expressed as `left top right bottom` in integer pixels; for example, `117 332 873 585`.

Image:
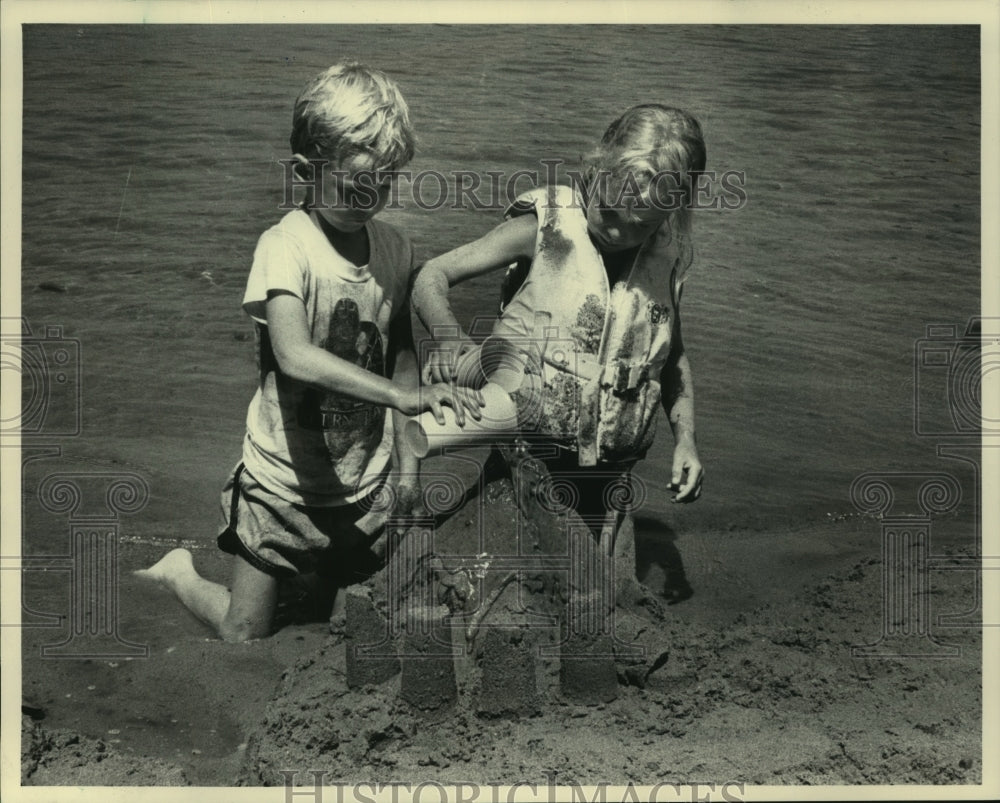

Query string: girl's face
585 191 666 253
306 153 397 233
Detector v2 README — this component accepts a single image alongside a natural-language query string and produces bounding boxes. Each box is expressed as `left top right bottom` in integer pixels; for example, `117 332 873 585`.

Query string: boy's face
585 191 666 253
311 153 397 233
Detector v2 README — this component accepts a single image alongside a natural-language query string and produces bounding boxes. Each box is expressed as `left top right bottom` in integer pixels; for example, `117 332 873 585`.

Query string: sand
21 466 981 788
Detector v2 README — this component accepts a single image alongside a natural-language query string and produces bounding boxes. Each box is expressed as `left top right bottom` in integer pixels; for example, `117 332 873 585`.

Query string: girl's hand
394 382 485 426
421 339 478 385
670 442 703 503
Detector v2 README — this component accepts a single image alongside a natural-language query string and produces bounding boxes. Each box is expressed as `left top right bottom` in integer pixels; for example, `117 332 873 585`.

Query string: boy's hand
670 442 703 503
422 340 478 385
395 382 485 427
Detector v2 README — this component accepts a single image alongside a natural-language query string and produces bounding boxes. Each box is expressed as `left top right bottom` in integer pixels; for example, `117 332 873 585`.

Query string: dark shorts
217 463 385 580
523 444 639 539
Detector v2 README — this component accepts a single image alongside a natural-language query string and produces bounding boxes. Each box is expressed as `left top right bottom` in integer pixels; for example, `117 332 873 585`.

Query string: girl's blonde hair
290 62 416 171
583 104 706 279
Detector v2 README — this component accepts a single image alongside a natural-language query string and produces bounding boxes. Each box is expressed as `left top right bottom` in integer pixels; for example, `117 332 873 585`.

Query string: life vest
495 185 682 466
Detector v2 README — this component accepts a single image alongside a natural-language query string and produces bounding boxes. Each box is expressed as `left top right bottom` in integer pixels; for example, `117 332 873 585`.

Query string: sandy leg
135 548 277 642
134 548 197 592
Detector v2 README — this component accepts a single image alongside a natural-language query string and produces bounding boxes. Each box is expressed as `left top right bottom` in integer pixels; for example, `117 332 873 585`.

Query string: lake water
19 24 981 537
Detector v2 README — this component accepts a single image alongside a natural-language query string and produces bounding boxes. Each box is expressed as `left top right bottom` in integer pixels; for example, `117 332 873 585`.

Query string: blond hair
583 104 706 279
290 62 415 171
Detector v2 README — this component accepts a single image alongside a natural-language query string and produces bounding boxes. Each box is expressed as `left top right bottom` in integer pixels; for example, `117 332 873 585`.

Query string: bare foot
329 588 347 636
134 548 194 593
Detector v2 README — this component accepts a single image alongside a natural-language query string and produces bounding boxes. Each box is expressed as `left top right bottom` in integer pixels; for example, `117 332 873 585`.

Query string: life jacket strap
602 361 652 395
542 350 602 383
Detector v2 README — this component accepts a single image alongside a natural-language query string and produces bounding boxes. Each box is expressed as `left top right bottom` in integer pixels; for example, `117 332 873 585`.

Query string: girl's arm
265 291 480 425
659 316 703 503
412 214 536 383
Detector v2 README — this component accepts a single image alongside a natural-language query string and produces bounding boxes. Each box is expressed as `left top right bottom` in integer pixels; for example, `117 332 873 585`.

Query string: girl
412 105 706 543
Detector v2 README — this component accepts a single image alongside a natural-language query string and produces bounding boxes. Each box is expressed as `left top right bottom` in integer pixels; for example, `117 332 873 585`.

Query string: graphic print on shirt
298 297 386 468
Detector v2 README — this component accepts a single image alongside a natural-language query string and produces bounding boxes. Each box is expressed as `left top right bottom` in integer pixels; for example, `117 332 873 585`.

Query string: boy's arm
363 303 425 555
387 300 422 489
412 214 536 383
265 291 480 425
659 315 703 503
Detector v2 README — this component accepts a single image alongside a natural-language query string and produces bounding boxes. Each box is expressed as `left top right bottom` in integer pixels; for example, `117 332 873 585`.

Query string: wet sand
20 459 981 786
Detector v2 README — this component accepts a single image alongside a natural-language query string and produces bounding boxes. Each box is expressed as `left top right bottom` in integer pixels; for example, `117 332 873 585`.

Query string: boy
138 63 481 642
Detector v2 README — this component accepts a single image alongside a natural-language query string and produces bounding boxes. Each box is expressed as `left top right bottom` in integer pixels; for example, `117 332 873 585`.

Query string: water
20 24 981 536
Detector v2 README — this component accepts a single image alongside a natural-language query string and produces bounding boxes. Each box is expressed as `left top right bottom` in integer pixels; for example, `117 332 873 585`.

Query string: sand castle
337 335 648 720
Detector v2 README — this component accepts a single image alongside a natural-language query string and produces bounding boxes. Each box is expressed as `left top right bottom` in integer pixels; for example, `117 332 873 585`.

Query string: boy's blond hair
290 62 415 171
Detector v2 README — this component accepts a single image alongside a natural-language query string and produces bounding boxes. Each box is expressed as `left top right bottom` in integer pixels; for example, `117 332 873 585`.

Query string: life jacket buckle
611 362 650 395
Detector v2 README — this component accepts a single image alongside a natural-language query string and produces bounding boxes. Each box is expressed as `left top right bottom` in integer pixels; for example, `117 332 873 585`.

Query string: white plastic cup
404 382 520 458
450 335 534 393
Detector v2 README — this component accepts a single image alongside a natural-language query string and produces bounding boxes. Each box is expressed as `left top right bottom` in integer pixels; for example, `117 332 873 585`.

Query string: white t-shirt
240 209 414 506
